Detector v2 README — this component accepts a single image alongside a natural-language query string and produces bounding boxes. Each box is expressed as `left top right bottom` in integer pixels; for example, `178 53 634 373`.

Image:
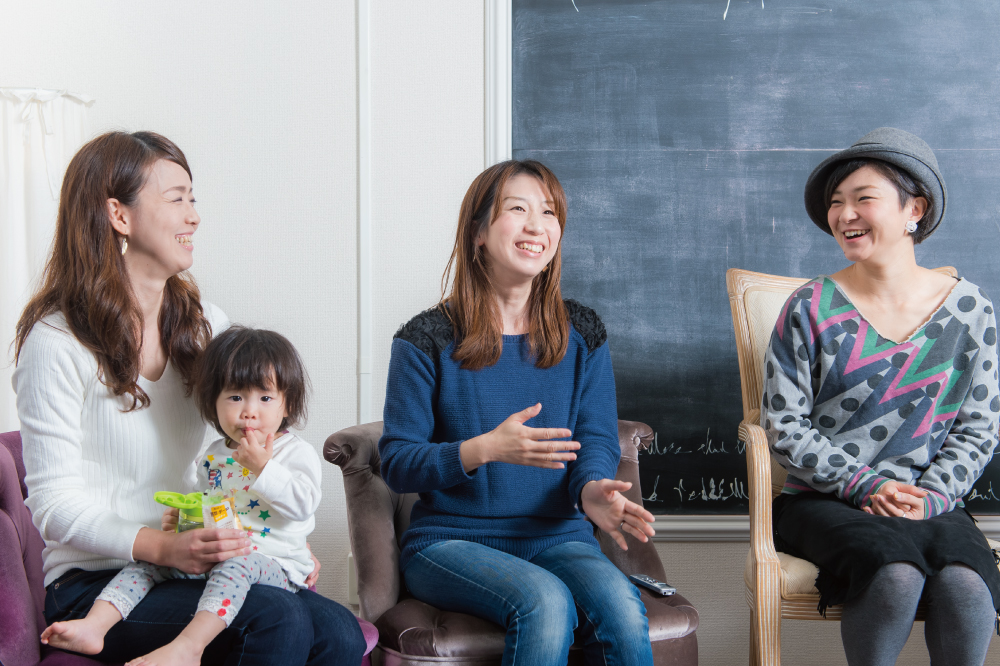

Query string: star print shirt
761 276 1000 518
201 432 321 586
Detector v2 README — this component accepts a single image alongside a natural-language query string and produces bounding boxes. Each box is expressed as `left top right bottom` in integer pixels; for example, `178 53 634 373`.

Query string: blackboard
512 0 1000 514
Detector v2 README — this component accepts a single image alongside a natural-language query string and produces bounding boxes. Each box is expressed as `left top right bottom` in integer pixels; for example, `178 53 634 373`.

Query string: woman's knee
240 585 315 643
579 568 650 645
298 589 368 661
873 562 925 593
514 573 577 634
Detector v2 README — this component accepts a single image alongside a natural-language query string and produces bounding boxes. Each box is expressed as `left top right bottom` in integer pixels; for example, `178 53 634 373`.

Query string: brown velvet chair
325 419 699 666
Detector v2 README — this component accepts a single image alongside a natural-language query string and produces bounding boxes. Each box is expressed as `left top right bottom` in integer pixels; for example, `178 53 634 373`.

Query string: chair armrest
739 414 782 585
324 422 405 623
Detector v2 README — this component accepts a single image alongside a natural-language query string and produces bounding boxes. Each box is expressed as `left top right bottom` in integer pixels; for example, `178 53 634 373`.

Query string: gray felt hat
804 127 947 238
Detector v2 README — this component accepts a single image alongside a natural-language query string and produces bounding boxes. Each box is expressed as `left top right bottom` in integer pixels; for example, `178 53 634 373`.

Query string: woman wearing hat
761 127 1000 665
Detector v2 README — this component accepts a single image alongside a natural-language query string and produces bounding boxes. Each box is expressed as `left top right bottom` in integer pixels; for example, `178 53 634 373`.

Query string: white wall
370 1 485 419
4 2 999 664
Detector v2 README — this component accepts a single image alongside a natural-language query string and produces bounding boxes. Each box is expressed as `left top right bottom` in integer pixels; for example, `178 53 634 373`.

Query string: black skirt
773 492 1000 615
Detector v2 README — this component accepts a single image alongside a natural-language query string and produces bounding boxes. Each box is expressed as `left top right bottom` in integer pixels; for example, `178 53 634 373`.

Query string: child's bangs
219 341 277 392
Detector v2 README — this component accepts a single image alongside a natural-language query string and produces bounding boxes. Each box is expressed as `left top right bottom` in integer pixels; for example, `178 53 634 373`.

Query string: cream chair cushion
744 549 820 597
746 538 1000 600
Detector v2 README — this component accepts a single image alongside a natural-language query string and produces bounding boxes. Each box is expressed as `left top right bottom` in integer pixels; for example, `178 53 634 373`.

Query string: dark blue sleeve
378 338 474 494
566 341 621 505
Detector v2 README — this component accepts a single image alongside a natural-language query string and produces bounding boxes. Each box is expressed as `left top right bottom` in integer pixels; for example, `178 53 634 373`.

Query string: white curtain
1 88 94 432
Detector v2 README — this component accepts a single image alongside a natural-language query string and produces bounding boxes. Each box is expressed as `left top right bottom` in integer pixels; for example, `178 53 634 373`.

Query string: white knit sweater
13 304 229 586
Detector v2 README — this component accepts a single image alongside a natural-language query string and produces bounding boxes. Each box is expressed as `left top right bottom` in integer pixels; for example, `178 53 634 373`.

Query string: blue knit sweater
379 301 620 572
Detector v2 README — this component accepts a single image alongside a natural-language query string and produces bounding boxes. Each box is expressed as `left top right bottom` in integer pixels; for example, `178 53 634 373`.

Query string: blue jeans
403 540 654 666
45 568 366 666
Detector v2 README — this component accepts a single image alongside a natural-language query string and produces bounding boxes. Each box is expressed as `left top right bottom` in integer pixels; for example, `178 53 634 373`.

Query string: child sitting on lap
41 326 321 666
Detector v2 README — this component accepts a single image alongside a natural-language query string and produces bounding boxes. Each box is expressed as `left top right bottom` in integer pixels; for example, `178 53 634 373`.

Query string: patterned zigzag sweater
378 301 620 572
761 276 1000 518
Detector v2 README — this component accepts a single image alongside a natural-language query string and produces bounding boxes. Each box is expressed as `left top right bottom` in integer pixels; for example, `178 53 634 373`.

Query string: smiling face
119 159 200 280
827 165 926 264
215 377 289 444
477 173 562 288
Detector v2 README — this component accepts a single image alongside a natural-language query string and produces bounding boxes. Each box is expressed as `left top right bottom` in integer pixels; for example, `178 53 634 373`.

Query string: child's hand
304 542 321 587
161 507 179 532
232 430 274 477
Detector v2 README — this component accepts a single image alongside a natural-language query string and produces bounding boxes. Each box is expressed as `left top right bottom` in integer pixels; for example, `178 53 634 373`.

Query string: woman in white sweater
13 131 365 665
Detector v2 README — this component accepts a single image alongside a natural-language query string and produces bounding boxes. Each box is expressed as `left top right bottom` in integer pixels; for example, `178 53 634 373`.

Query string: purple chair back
0 431 47 666
0 432 117 666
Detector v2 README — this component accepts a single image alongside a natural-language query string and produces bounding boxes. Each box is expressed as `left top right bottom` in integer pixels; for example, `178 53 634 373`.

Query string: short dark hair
195 326 309 437
823 158 935 244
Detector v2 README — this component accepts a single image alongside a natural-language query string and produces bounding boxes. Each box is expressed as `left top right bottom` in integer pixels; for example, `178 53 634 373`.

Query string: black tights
841 562 994 666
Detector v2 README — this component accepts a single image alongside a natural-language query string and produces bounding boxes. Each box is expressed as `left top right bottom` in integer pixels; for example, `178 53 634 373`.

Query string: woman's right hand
460 403 581 472
133 526 252 574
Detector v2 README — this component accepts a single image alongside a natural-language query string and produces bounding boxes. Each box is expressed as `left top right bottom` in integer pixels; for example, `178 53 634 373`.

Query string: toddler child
40 326 322 666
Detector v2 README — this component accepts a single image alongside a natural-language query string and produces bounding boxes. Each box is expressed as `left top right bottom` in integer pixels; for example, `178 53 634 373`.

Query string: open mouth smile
177 234 193 249
515 241 544 255
843 229 869 240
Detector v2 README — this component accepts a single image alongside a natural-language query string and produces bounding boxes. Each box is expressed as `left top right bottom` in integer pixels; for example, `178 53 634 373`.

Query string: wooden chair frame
726 266 958 666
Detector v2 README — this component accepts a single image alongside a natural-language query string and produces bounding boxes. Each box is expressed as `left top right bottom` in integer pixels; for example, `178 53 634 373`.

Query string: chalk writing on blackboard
968 482 1000 503
643 474 749 504
641 430 746 457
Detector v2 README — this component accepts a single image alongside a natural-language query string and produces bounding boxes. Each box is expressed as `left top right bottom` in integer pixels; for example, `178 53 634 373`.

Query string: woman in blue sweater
379 160 656 665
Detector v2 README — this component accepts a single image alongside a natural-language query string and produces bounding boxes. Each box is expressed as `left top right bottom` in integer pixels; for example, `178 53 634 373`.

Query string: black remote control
628 574 677 596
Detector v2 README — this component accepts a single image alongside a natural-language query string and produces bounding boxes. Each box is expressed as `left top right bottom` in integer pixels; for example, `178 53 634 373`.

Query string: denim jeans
45 568 366 666
403 540 654 666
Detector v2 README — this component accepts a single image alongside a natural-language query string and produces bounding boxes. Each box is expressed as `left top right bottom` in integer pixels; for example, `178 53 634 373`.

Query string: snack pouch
202 492 243 531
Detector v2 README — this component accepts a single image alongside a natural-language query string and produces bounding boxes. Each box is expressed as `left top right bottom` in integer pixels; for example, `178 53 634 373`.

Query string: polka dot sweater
761 276 1000 518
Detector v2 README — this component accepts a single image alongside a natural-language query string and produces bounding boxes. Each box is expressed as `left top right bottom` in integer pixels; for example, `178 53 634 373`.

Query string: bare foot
126 634 204 666
40 619 105 655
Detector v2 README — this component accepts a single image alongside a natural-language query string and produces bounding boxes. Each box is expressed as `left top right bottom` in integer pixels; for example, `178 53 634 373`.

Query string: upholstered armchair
0 430 376 666
325 419 700 666
725 267 1000 666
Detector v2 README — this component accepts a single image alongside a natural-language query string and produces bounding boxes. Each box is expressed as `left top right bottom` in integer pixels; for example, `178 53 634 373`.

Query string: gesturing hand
580 479 656 551
460 403 581 472
863 481 927 520
232 430 274 477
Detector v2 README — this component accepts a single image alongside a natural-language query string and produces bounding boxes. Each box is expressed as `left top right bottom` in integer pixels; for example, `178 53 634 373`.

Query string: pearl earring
121 236 128 255
905 221 918 234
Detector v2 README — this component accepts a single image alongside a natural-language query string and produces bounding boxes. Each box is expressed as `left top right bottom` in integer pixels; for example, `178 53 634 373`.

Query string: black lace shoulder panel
393 306 456 360
564 299 607 353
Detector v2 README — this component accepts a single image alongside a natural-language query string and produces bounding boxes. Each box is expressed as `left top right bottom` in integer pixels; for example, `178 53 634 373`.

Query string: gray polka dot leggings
96 552 296 626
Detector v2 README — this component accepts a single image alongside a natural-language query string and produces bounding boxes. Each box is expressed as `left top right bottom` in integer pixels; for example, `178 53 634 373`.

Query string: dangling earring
905 221 918 234
542 264 549 272
121 236 128 255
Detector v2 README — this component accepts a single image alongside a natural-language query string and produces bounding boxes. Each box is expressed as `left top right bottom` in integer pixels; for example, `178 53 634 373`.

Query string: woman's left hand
581 479 656 550
304 542 321 587
864 482 926 520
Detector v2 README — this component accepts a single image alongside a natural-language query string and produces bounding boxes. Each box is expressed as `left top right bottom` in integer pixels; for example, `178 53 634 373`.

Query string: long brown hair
442 160 569 370
15 131 212 410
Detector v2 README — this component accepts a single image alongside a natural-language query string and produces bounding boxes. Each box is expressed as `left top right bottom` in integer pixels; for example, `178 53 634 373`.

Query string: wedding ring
619 519 626 531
